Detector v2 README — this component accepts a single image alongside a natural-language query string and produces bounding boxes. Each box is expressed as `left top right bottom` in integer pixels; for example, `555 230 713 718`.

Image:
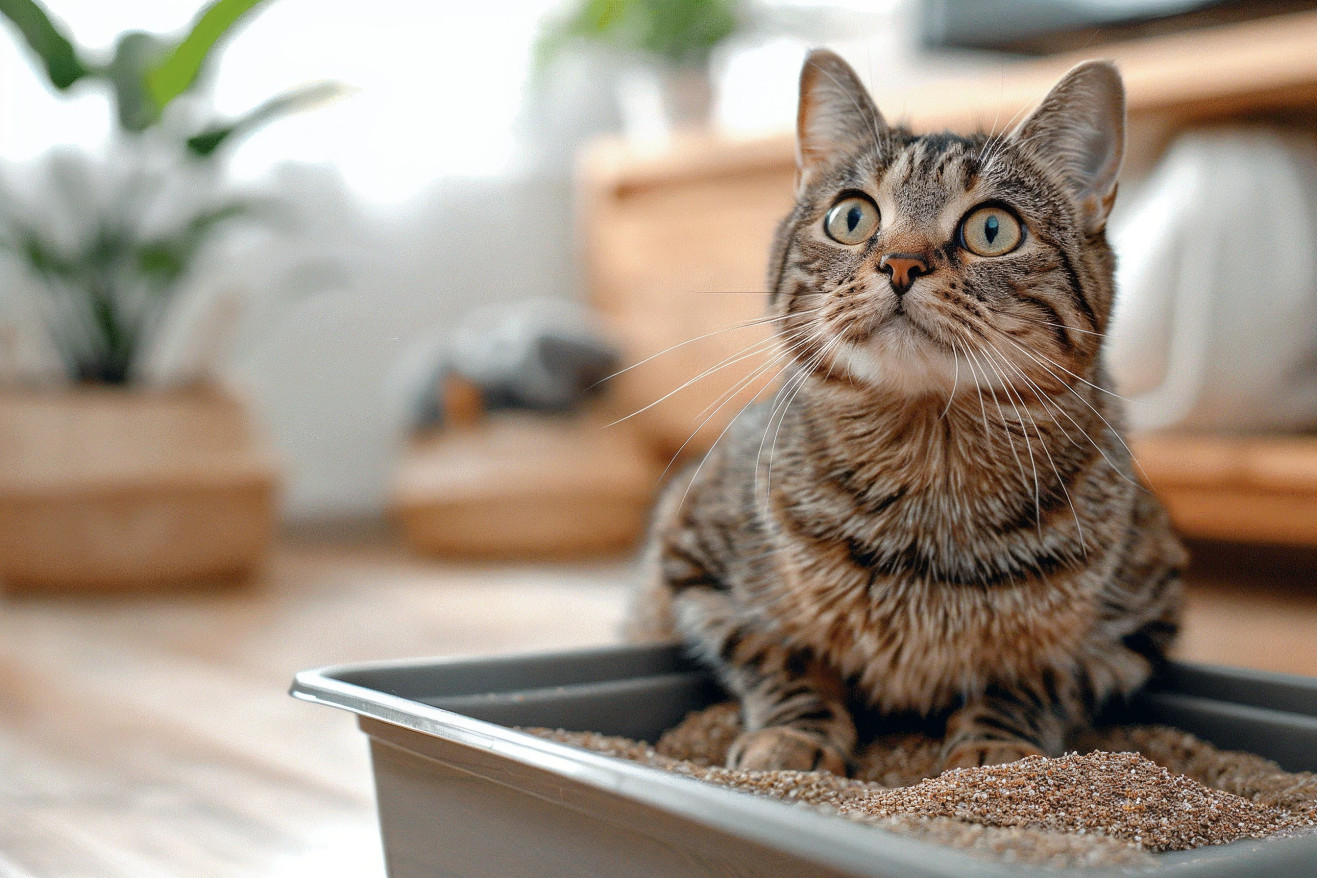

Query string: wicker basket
0 385 279 591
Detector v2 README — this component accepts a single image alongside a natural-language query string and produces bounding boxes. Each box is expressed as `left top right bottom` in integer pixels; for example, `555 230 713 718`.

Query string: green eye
961 205 1022 256
824 195 879 245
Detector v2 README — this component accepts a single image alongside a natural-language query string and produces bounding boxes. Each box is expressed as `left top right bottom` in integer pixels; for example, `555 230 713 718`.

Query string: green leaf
145 0 270 113
135 199 255 284
0 0 88 90
106 31 168 131
535 0 739 69
185 80 350 157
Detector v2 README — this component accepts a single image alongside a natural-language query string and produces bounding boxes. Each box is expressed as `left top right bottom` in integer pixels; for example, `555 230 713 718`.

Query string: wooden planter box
0 386 280 592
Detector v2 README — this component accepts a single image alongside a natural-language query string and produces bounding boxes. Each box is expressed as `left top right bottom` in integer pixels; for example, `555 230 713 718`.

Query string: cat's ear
796 49 886 191
1009 60 1125 233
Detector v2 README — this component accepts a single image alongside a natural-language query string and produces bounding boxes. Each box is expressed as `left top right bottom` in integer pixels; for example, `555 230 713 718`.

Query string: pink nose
879 254 929 295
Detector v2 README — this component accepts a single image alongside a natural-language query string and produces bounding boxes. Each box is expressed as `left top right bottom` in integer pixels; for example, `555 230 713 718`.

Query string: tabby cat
629 50 1186 773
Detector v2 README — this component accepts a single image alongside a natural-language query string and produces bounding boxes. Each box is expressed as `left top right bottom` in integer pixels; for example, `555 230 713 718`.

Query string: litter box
291 643 1317 877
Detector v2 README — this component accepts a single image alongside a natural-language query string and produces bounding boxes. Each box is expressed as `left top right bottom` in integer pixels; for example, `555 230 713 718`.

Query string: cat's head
769 50 1124 398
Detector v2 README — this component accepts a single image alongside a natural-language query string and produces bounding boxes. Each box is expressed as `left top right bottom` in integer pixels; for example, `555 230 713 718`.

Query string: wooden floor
1 533 1315 877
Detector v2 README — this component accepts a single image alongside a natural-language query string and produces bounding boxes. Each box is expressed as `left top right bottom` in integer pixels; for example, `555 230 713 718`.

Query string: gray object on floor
291 644 1317 878
397 299 620 432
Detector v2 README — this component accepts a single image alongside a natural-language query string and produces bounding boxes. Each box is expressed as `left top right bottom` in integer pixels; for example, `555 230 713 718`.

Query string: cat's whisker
981 367 1146 503
985 326 1152 489
1008 313 1104 338
755 369 808 511
987 341 1094 557
962 343 1030 502
977 342 1045 538
960 338 997 449
665 363 783 491
994 329 1134 403
760 335 846 512
754 328 831 506
595 311 795 388
764 338 844 502
690 349 783 425
960 342 1015 467
693 342 796 426
671 349 796 514
607 335 783 428
938 338 962 422
608 309 826 429
975 336 1080 449
978 338 1088 555
662 321 828 481
690 321 825 422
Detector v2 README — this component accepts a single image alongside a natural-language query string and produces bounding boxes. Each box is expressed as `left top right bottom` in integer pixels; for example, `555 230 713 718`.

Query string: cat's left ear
1009 60 1125 233
796 49 886 192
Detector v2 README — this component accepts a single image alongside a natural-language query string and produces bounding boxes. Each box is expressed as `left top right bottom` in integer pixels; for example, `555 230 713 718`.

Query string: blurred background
3 0 1317 875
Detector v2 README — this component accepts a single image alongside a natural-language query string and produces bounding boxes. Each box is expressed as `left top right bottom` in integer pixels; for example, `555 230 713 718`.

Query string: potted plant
536 0 742 143
0 0 338 591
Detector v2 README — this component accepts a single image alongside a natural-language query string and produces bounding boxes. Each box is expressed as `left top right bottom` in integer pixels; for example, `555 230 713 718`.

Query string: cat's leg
674 588 856 774
941 679 1067 769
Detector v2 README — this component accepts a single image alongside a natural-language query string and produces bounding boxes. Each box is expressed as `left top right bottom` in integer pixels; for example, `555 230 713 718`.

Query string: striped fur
629 51 1185 773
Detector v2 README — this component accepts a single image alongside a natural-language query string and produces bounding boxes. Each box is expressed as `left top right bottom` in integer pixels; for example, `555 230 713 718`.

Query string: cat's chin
834 319 963 396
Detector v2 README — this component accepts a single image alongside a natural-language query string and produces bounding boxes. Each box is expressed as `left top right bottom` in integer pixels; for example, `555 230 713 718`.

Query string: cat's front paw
941 739 1045 770
727 727 848 775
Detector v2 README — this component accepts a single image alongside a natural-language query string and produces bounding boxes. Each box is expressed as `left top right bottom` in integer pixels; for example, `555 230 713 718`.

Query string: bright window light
1 1 561 201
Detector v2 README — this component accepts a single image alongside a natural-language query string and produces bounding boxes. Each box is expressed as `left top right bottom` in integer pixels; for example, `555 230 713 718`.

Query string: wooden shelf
1132 433 1317 545
582 7 1317 197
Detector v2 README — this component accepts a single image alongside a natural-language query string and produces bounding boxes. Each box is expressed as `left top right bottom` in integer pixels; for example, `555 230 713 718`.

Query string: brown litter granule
841 751 1287 851
1079 725 1317 822
523 702 1317 868
532 724 1154 868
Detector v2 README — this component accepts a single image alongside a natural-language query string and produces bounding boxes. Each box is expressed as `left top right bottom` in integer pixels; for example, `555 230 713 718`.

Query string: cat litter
527 704 1317 868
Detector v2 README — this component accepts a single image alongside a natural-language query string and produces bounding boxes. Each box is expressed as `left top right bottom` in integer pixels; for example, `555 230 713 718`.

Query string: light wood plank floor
0 533 1314 877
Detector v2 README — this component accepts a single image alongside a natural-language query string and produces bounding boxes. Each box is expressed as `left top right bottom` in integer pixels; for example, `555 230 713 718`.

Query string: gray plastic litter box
290 643 1317 877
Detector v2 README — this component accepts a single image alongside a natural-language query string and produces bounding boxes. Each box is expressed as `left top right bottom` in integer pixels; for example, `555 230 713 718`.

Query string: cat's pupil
984 215 999 244
847 206 861 232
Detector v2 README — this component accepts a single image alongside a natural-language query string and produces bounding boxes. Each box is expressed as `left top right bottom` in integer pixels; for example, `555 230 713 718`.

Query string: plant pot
615 62 715 147
390 411 660 560
0 384 280 592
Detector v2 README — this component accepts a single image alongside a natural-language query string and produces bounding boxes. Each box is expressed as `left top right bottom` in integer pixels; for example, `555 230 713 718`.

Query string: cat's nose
878 254 929 295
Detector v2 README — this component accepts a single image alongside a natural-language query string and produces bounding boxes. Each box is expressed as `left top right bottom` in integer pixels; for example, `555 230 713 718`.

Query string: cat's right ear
796 49 885 192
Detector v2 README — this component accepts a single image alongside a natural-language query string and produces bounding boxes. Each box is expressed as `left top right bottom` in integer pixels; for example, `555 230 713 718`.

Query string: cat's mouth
874 307 943 349
820 302 966 395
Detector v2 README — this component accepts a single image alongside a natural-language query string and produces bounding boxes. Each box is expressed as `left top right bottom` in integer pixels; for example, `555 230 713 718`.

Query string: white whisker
938 338 962 422
986 325 1150 488
607 308 825 428
978 338 1087 555
596 310 799 387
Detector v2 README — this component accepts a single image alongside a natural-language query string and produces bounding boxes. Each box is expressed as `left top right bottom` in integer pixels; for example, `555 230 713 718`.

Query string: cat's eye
961 205 1023 257
824 195 879 245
